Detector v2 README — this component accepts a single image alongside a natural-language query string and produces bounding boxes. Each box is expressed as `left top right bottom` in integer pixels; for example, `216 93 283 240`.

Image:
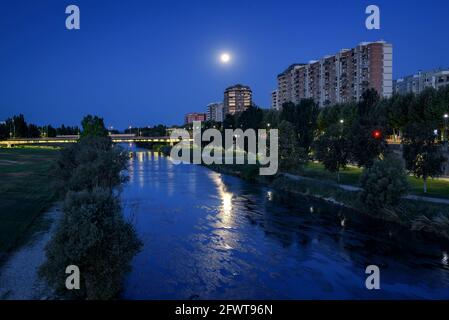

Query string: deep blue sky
1 0 449 128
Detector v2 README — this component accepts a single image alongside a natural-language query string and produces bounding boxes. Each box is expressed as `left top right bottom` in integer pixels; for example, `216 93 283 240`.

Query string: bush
53 136 128 192
39 188 142 299
359 154 409 211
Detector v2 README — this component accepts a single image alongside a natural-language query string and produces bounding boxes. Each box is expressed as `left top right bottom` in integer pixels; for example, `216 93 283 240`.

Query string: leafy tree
57 125 80 136
54 136 128 192
359 154 409 211
0 121 8 140
262 109 279 129
5 114 28 138
278 120 305 171
27 124 41 138
385 93 415 136
222 113 236 130
236 106 263 131
80 115 109 139
402 121 446 193
280 99 319 154
314 124 350 182
39 188 142 299
349 89 388 167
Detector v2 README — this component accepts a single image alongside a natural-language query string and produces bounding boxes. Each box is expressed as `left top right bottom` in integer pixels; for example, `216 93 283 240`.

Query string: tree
402 121 446 193
235 106 263 131
222 113 235 130
6 114 28 138
278 120 304 171
280 99 319 154
314 124 350 182
262 109 279 129
0 121 9 140
359 154 409 211
349 89 388 167
80 115 108 138
39 188 142 299
54 136 128 192
27 124 41 138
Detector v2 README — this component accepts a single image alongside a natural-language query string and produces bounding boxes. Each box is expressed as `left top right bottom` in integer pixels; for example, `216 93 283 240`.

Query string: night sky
1 0 449 129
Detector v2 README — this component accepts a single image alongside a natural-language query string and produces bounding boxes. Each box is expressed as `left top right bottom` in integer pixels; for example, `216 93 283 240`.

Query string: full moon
220 53 231 64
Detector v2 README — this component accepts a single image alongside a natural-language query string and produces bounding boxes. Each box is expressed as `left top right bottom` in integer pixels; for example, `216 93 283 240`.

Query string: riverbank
205 163 449 240
0 147 59 260
301 162 449 199
0 205 60 300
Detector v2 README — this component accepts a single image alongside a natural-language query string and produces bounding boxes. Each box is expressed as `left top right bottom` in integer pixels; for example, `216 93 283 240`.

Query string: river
121 146 449 299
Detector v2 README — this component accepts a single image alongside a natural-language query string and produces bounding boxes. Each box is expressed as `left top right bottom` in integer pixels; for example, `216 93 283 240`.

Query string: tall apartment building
206 102 224 122
394 68 449 95
184 112 206 124
271 89 279 110
276 41 393 108
224 84 252 115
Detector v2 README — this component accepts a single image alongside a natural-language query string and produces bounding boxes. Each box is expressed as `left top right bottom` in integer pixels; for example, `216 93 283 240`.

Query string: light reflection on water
121 145 449 300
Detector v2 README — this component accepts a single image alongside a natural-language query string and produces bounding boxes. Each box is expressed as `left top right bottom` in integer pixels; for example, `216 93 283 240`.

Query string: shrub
53 136 128 192
359 154 409 211
39 188 142 299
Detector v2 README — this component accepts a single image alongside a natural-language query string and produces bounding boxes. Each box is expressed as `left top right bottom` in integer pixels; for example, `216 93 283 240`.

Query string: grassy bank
204 162 449 239
0 147 59 257
301 162 449 199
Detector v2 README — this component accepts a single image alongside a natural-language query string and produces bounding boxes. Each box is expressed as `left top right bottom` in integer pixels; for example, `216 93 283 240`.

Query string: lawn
0 147 59 257
300 162 449 199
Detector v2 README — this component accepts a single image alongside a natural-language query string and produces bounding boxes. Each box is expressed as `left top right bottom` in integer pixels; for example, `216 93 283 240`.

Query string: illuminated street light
339 119 344 124
444 114 449 142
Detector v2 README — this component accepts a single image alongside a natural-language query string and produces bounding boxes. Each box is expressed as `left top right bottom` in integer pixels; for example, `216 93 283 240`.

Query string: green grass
0 147 59 257
300 162 449 199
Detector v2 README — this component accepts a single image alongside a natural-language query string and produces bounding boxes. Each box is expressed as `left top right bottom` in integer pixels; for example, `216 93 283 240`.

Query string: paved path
281 173 449 205
0 206 60 300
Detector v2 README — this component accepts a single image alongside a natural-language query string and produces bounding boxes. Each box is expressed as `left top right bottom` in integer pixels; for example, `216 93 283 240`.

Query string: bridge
0 134 185 147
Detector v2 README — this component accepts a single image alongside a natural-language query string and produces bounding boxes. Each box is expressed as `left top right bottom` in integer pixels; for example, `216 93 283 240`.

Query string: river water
121 146 449 299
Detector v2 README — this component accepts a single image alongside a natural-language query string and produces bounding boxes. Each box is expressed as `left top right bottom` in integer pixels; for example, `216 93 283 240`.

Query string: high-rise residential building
276 41 393 108
206 102 224 122
184 112 206 124
271 89 280 110
394 68 449 95
224 84 252 115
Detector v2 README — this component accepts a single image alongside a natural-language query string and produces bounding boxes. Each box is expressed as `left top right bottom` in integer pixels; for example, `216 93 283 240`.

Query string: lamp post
444 113 448 142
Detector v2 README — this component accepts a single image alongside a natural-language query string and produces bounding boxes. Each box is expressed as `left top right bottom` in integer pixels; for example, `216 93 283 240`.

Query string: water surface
121 147 449 299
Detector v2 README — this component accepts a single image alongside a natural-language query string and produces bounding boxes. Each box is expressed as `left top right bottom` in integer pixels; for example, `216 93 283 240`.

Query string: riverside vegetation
191 86 449 239
39 115 142 299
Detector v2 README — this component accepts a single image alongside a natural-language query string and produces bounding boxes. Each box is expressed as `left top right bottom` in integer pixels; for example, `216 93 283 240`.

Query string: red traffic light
372 130 382 139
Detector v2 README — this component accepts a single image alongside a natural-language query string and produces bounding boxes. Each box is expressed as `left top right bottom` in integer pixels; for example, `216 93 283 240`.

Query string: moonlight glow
220 53 231 64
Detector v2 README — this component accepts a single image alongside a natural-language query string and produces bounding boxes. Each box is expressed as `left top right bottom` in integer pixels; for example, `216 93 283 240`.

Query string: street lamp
339 119 344 124
444 114 448 142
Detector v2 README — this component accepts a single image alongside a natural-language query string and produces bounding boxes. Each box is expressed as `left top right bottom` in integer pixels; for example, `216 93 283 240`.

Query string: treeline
219 86 449 191
0 114 79 139
216 87 449 236
39 115 141 299
124 124 167 137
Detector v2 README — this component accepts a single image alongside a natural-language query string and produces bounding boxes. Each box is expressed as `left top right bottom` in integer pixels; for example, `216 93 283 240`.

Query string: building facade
206 102 224 122
184 112 206 124
394 68 449 95
224 84 252 115
276 41 393 108
271 89 279 110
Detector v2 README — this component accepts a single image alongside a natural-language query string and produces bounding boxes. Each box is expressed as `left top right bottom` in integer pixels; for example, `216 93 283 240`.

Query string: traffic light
372 130 382 139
